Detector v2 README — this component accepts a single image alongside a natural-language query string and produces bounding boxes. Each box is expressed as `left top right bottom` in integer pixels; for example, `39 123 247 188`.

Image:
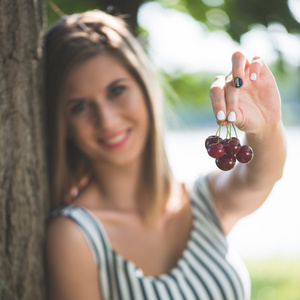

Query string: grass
245 258 300 300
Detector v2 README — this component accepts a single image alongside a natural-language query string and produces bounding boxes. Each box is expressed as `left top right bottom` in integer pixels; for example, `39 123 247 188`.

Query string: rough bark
0 0 48 299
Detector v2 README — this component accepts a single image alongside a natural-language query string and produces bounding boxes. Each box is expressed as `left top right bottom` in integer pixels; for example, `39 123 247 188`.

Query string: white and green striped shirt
52 177 251 300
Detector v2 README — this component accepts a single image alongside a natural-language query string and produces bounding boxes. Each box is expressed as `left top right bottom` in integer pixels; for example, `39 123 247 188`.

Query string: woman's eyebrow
66 78 129 103
66 98 85 104
107 78 129 89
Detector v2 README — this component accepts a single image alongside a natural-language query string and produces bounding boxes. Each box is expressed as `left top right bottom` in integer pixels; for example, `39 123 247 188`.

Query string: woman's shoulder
46 208 93 275
185 174 213 205
185 174 226 234
46 207 87 252
46 208 101 300
47 204 102 246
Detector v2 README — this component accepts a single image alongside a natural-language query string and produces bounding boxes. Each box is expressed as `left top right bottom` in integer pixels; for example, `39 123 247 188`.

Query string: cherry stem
232 124 238 139
226 124 232 139
216 122 223 141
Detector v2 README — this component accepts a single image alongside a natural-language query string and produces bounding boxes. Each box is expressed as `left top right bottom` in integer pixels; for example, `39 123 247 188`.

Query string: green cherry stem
232 123 239 139
226 124 231 139
216 122 223 141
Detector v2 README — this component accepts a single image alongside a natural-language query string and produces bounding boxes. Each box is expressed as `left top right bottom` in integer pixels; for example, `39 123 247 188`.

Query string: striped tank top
53 177 251 300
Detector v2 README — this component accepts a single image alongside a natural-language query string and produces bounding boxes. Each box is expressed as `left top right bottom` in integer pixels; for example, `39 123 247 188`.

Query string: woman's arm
208 51 287 234
45 217 102 300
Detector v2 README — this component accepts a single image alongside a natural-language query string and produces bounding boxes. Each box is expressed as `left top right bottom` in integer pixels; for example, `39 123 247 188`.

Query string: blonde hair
45 10 173 222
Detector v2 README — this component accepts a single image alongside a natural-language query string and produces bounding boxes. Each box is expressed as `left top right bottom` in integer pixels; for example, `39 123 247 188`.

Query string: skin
46 51 286 299
46 54 193 300
208 51 286 232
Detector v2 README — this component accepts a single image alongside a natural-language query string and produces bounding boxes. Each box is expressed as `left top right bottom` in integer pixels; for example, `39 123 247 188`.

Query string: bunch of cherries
205 123 254 171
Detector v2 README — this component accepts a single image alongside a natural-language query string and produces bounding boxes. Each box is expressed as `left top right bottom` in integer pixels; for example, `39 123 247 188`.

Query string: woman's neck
89 159 146 213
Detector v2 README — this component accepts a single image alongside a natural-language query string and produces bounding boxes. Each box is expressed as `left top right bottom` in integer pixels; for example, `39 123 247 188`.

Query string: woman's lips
98 129 131 149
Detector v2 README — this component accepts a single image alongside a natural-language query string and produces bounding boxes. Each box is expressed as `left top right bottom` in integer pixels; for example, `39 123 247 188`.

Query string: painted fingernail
227 111 236 122
250 73 257 81
234 77 243 88
217 110 225 121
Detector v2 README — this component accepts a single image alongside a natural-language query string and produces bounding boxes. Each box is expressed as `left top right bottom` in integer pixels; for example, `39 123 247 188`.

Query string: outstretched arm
208 51 286 234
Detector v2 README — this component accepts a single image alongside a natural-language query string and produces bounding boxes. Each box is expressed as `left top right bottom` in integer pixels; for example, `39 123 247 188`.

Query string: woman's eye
108 86 125 98
71 101 89 113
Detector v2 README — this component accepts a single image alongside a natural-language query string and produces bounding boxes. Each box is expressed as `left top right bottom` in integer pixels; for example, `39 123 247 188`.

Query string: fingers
210 52 264 124
210 74 239 124
231 51 248 88
224 75 238 122
232 52 264 83
231 52 264 84
210 76 226 123
226 52 248 124
249 56 263 81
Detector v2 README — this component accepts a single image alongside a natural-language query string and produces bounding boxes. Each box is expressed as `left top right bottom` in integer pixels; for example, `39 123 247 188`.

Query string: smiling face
64 53 150 169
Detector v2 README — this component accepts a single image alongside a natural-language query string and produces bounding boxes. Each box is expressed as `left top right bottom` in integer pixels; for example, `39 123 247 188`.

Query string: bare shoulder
45 216 102 300
46 215 86 248
46 216 91 263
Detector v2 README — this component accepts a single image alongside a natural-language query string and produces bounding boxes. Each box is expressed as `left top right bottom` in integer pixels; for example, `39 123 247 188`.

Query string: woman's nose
93 101 119 130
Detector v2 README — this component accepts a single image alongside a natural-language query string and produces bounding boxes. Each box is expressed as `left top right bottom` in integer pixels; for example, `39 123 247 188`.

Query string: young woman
45 10 286 300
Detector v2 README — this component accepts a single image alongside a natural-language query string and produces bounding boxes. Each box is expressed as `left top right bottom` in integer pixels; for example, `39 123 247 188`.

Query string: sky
138 0 300 74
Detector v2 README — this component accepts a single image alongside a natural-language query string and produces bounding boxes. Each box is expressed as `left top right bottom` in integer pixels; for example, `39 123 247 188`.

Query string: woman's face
64 53 150 169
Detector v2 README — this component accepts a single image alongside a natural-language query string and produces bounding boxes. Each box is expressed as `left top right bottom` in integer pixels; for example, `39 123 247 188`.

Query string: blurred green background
246 259 300 300
46 1 300 299
46 0 300 129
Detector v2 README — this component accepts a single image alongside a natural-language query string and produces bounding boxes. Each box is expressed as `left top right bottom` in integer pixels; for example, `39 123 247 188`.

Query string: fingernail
234 77 243 88
217 110 225 121
227 111 236 122
250 73 257 81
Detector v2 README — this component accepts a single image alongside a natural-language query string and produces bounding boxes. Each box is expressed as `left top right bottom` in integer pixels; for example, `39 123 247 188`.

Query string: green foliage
160 71 214 106
269 62 300 125
156 71 216 128
46 0 106 26
46 0 144 30
246 259 300 300
158 0 300 42
158 62 300 127
46 0 300 126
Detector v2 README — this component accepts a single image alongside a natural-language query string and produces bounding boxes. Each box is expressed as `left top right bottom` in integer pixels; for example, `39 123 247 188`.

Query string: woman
45 10 286 300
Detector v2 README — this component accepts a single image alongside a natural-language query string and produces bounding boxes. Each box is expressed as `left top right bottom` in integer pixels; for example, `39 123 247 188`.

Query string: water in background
165 126 300 260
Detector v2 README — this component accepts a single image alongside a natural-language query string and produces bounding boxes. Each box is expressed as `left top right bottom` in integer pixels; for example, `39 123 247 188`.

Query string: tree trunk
0 0 48 299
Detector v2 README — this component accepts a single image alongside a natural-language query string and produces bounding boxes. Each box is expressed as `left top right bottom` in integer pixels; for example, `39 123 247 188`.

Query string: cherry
215 154 236 171
205 135 222 149
207 143 225 158
222 138 241 155
236 145 254 164
205 123 254 171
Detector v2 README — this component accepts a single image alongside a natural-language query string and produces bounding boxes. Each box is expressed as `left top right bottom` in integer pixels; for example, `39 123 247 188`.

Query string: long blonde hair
45 10 173 221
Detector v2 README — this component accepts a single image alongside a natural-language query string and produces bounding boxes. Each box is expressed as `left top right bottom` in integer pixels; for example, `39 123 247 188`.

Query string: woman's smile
97 129 131 149
65 53 149 167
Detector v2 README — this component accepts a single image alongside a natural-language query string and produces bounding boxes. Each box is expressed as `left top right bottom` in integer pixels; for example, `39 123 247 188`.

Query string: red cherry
204 123 254 171
222 138 241 155
207 143 225 158
205 135 223 149
215 154 236 171
236 145 254 164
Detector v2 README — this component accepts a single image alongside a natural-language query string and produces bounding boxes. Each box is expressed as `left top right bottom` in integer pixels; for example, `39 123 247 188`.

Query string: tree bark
0 0 48 299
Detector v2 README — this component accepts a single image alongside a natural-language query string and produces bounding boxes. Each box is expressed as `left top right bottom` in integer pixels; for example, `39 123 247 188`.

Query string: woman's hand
208 51 286 234
210 51 281 134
